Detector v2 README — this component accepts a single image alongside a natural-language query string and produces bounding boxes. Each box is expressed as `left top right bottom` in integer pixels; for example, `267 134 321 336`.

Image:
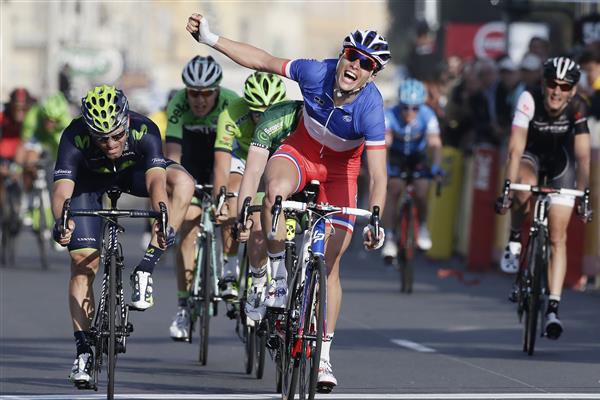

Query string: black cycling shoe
544 312 563 340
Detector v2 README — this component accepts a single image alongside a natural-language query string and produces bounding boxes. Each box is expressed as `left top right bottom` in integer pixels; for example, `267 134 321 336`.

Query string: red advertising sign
445 21 506 60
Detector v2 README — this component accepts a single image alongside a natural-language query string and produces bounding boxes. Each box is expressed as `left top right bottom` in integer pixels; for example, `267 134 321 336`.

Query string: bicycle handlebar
509 183 585 198
280 200 373 218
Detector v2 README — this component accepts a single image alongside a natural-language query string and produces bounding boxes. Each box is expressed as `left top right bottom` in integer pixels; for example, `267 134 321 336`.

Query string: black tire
282 269 301 400
397 202 415 293
255 329 266 379
198 233 212 365
285 242 296 286
524 233 546 356
107 254 117 399
299 257 326 400
245 325 255 375
35 192 49 270
275 349 283 393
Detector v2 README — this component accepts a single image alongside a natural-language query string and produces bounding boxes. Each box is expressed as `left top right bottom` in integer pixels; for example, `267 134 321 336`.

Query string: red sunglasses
545 80 573 92
187 88 218 98
343 48 378 72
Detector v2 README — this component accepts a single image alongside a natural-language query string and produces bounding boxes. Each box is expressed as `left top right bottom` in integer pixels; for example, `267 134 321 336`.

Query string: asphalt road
1 205 600 400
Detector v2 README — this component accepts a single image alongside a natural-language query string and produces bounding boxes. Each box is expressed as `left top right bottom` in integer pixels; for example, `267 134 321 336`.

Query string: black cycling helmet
543 57 581 85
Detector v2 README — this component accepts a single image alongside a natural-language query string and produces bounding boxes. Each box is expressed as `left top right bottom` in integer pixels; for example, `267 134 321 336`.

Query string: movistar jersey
21 104 71 158
53 111 166 182
165 88 239 183
281 58 386 152
385 104 440 156
214 97 255 160
252 100 303 154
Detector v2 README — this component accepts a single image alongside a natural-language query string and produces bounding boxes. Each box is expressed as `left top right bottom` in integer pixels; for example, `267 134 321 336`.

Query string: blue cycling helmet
398 79 426 106
342 30 391 71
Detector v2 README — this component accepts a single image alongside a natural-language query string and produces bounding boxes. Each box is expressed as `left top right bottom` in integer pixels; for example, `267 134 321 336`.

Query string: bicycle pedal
128 304 146 312
316 382 335 394
74 381 96 391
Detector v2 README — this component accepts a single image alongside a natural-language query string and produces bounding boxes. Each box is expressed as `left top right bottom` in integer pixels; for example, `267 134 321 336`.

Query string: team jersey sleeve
137 121 167 171
362 98 386 150
282 59 324 85
165 90 186 144
214 107 237 153
53 123 84 182
422 106 441 136
572 96 590 135
512 91 535 129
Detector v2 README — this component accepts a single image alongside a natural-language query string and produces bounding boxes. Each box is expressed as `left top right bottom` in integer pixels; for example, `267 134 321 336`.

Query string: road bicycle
0 160 22 266
499 179 591 356
393 169 441 293
270 181 379 400
186 184 233 365
60 188 167 399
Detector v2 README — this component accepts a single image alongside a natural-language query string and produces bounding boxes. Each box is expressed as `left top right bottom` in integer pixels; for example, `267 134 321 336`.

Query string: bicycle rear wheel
34 192 49 270
255 327 266 379
299 258 326 399
107 254 117 399
198 233 212 365
282 267 301 400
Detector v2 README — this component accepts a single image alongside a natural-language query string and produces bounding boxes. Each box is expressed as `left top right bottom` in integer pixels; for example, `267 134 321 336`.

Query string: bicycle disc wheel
299 258 326 399
245 325 255 374
107 254 117 399
198 233 212 365
255 328 266 379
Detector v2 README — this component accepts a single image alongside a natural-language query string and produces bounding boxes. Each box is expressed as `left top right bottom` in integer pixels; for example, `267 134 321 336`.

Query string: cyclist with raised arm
165 55 240 341
380 79 442 263
235 99 304 320
496 57 592 340
212 72 287 301
187 14 388 391
52 85 194 387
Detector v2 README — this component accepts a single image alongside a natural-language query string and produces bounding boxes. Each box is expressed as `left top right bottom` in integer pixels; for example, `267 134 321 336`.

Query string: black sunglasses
92 130 127 143
546 80 573 92
343 48 377 72
401 104 419 112
187 88 218 98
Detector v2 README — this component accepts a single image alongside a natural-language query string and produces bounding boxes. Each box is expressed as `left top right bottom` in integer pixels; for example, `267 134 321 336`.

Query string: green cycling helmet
243 72 286 112
81 85 129 134
40 93 69 120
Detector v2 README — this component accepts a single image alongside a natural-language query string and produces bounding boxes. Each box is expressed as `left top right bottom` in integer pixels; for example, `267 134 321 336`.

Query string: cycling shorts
271 119 362 233
388 151 428 178
67 160 176 252
522 150 576 208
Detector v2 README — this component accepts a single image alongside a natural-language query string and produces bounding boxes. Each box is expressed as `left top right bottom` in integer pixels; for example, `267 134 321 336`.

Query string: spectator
528 36 550 62
519 52 543 92
579 41 600 120
496 56 521 133
407 20 441 82
469 59 503 146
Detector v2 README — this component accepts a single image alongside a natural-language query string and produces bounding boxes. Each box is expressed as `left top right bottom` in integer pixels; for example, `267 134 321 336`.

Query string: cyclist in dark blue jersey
52 85 194 387
187 13 388 391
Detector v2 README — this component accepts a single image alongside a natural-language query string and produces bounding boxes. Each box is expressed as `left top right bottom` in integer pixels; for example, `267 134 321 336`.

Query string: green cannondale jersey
251 100 303 154
214 97 256 161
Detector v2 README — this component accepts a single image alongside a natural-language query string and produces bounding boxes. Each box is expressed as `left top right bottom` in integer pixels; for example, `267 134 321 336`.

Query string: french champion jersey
281 58 386 152
385 104 440 156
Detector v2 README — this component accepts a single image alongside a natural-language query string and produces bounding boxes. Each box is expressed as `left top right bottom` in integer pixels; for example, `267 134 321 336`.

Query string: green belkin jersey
251 100 303 154
21 104 72 158
214 97 256 160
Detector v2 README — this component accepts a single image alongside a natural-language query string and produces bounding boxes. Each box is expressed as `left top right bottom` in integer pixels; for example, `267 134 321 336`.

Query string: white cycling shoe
245 280 267 321
130 271 153 310
417 225 432 250
69 352 93 386
381 239 397 261
264 277 287 309
501 241 521 274
169 307 190 341
317 359 337 393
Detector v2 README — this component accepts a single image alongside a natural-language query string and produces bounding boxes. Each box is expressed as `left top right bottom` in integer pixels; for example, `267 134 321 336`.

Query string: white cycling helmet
342 30 391 71
182 55 223 88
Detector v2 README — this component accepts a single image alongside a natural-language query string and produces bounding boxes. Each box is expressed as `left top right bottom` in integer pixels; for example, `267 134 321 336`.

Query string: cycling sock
250 263 268 286
547 296 560 314
135 244 163 274
268 251 286 281
223 255 239 278
74 331 92 355
509 229 521 242
320 332 334 362
177 290 190 308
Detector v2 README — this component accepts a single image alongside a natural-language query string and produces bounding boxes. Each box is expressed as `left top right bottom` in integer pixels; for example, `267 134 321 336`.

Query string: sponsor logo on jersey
343 115 352 123
54 169 72 177
168 102 191 124
132 124 148 140
151 157 166 165
314 96 325 106
74 134 90 150
263 121 283 135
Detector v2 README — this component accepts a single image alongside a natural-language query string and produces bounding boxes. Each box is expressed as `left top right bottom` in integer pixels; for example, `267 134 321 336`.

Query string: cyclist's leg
177 205 202 295
245 208 270 320
221 170 243 293
511 155 537 230
165 162 195 231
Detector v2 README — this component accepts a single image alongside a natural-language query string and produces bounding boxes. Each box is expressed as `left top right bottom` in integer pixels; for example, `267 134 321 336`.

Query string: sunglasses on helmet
343 48 378 72
187 87 218 98
545 79 573 92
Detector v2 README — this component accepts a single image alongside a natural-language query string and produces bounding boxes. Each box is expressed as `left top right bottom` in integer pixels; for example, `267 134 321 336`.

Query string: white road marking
391 339 437 353
2 393 600 399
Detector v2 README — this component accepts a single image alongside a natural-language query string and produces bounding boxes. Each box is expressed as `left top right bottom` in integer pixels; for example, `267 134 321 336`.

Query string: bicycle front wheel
397 201 416 293
282 267 301 399
255 326 267 379
198 233 212 365
107 254 117 399
244 325 255 374
299 257 326 400
524 231 546 356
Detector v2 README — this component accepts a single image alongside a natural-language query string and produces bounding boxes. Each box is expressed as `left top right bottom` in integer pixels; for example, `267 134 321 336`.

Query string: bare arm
146 168 169 213
52 179 75 219
186 13 288 75
237 146 269 214
505 125 528 183
384 128 393 149
212 151 232 199
426 133 443 168
166 142 182 164
574 133 591 190
365 147 388 215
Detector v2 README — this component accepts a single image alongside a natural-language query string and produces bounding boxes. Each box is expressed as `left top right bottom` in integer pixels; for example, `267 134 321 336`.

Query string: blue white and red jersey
385 104 440 156
281 59 386 152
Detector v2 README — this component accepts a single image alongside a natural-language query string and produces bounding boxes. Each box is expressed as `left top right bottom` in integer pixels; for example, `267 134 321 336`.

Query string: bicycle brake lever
61 198 71 233
159 202 168 238
371 205 380 242
271 195 283 236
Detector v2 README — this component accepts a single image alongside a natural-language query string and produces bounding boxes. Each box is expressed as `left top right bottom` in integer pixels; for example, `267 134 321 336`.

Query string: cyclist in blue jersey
52 85 194 387
381 79 443 262
187 13 388 391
